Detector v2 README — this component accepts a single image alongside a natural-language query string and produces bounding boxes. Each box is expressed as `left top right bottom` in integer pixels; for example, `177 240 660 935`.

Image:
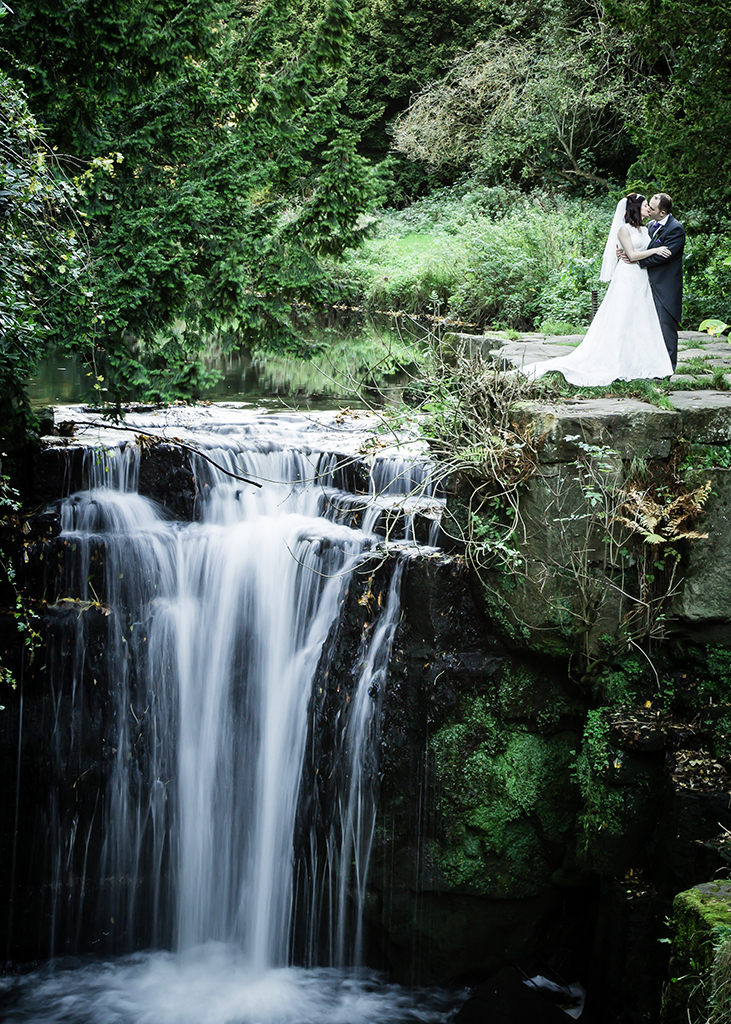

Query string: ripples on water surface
0 947 462 1024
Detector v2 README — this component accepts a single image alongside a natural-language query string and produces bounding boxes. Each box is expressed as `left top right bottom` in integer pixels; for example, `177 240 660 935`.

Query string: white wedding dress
518 224 673 385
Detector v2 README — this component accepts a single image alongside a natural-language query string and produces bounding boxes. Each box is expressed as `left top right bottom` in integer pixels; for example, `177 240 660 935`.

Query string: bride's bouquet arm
637 221 686 269
617 225 671 263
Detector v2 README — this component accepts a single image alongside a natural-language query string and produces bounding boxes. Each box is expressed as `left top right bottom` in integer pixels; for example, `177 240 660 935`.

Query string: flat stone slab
677 347 713 360
680 331 717 343
494 341 574 368
511 397 680 459
455 327 731 446
485 330 730 379
693 881 731 907
502 391 731 461
669 392 731 411
700 342 731 356
669 391 731 442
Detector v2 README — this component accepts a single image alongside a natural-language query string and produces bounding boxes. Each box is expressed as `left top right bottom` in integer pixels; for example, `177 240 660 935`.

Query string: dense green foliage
0 66 87 445
335 180 731 331
392 0 731 212
1 0 730 455
392 18 641 189
604 0 731 208
335 0 501 196
333 184 612 328
1 0 378 422
274 0 540 196
381 0 731 334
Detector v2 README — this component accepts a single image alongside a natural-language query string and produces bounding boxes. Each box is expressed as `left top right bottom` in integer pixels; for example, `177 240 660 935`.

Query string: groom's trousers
652 294 679 371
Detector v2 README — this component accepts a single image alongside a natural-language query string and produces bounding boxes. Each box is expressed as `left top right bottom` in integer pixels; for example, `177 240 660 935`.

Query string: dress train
518 226 672 385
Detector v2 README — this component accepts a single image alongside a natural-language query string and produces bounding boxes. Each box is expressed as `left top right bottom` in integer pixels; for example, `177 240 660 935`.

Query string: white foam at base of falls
0 946 463 1024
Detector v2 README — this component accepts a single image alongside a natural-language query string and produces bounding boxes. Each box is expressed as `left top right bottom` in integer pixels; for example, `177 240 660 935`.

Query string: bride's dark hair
624 193 645 229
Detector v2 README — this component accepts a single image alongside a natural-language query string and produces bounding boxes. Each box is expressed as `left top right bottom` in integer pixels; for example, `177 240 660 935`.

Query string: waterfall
2 413 464 1023
330 559 406 968
40 424 437 971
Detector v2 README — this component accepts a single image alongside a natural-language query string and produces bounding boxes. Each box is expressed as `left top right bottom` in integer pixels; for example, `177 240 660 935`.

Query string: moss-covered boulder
662 882 731 1023
428 703 579 897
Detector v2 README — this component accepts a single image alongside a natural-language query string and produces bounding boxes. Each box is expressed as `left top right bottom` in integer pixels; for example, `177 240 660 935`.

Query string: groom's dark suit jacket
640 214 685 323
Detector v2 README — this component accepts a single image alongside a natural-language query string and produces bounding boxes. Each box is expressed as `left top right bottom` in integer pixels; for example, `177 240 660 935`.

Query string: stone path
466 330 731 385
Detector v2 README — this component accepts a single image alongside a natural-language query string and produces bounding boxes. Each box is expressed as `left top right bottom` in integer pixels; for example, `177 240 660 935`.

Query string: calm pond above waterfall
25 320 424 411
1 405 463 1024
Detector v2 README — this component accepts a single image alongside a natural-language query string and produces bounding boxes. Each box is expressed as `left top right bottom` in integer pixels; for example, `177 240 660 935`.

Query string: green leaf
699 318 730 337
643 533 666 545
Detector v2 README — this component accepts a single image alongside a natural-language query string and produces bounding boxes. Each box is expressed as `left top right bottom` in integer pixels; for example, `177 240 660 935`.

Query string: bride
516 194 673 385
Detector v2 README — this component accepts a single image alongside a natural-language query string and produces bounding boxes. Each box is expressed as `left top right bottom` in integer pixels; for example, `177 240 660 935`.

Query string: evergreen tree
1 0 377 407
604 0 731 210
0 63 86 449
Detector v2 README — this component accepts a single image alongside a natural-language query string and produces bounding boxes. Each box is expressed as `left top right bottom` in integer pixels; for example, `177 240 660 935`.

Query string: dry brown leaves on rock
669 749 731 792
613 480 711 546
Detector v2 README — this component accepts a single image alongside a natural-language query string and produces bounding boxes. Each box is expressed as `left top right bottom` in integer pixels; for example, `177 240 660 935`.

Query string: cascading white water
171 446 370 966
330 559 406 968
4 411 458 1024
59 442 381 960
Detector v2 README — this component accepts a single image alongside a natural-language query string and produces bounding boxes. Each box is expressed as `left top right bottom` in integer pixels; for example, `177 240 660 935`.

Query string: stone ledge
505 391 731 458
668 391 731 442
510 397 679 461
465 329 731 381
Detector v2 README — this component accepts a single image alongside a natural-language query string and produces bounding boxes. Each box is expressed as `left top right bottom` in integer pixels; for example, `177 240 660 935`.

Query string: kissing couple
517 192 685 385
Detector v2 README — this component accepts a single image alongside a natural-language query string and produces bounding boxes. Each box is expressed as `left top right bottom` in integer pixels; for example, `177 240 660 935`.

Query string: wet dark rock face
32 444 86 504
312 553 591 986
307 547 731 1022
33 441 198 518
137 445 197 520
0 605 121 959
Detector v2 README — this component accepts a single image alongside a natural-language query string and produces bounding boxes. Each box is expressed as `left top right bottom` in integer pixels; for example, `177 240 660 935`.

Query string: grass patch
539 320 587 336
668 373 731 393
525 373 675 408
681 355 717 376
338 231 462 314
332 185 612 330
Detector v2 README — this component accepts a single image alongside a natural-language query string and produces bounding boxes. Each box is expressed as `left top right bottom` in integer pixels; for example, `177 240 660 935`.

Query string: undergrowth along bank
397 336 712 677
332 186 612 331
330 183 731 336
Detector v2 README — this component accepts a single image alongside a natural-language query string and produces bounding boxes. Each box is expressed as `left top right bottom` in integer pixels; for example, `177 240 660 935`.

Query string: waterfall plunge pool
0 947 462 1024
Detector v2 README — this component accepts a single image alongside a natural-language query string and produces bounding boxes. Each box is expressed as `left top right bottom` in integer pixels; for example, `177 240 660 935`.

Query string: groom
638 193 686 371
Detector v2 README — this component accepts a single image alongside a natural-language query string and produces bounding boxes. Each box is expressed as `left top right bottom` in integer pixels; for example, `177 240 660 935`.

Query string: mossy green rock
662 881 731 1023
429 697 580 897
